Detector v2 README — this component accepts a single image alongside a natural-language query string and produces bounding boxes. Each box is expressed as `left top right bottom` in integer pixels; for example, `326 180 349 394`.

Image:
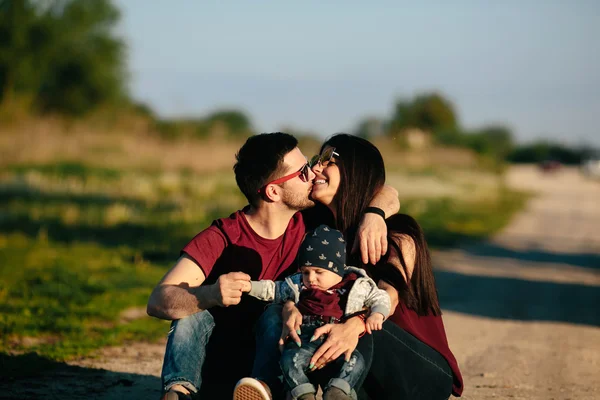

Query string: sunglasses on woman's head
309 147 339 168
257 162 311 193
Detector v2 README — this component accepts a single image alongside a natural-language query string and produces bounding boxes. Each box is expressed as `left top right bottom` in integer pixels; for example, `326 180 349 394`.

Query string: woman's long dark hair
321 134 385 250
321 133 441 316
374 214 442 316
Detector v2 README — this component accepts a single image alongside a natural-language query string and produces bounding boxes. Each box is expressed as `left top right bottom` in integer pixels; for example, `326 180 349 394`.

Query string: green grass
402 188 530 248
0 234 170 360
0 161 527 361
0 162 246 360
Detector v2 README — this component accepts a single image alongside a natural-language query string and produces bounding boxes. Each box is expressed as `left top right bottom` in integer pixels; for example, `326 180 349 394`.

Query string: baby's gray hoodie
248 266 391 319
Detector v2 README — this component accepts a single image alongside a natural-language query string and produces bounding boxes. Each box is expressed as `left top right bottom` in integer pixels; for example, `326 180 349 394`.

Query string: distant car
539 160 561 173
581 158 600 178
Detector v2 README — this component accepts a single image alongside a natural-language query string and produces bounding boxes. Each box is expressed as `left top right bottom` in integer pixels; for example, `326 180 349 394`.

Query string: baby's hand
365 313 384 334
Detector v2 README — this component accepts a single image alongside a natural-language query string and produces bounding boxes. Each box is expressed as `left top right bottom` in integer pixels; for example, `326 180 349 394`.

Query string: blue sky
115 1 599 145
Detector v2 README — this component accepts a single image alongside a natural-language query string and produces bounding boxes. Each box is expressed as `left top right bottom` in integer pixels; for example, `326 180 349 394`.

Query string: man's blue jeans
161 310 215 395
161 305 283 397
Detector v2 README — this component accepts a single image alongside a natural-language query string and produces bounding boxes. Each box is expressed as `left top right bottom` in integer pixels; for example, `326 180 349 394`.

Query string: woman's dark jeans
357 320 454 400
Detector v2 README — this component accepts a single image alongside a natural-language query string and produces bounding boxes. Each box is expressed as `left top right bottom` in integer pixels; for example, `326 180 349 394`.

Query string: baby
236 224 391 400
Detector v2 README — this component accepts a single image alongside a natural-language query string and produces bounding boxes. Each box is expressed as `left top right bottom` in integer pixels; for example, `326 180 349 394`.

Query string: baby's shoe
323 386 353 400
297 394 316 400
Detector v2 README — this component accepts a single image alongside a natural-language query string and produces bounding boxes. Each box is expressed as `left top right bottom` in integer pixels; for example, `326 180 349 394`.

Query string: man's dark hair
234 132 298 207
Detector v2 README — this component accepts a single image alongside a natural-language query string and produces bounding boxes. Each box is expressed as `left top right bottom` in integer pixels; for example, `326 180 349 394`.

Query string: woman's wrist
346 315 367 337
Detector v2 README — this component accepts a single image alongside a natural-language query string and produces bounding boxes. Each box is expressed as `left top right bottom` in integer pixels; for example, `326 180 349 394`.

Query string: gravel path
3 166 599 400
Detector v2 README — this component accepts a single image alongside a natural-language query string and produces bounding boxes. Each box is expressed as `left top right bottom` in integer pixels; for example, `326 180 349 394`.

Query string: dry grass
1 119 485 174
371 136 479 170
0 118 244 173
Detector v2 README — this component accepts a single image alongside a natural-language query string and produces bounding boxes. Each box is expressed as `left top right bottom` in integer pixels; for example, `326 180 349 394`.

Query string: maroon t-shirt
181 206 306 335
296 273 358 319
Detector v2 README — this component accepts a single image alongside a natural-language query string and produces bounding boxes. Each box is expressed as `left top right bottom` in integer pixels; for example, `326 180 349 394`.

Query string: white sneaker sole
233 377 272 400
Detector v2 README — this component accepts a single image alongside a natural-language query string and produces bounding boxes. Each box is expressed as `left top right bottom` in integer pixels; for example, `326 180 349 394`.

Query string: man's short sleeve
181 226 228 278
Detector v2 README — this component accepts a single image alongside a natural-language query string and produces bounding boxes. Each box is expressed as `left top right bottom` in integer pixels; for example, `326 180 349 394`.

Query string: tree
467 125 514 160
0 0 44 105
204 109 253 137
0 0 127 115
388 92 458 136
508 141 585 165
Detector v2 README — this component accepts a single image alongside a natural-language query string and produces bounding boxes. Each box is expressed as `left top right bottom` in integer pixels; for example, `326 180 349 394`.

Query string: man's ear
264 184 282 202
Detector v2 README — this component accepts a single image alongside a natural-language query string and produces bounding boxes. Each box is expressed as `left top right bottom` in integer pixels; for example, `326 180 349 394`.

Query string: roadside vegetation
0 128 528 360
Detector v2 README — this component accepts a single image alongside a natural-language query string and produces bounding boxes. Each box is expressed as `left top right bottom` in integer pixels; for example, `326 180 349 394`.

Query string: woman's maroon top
379 213 464 396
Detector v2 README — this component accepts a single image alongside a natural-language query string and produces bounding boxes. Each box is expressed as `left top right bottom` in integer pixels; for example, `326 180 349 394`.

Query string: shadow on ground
435 269 600 326
0 352 161 400
461 241 600 270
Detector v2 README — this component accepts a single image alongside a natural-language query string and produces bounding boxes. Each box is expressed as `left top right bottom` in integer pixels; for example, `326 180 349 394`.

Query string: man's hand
210 272 251 307
365 313 384 334
351 212 388 265
279 301 303 350
308 317 364 370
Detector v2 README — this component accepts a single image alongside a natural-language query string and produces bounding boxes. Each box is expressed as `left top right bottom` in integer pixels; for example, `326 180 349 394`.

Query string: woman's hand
308 317 365 370
279 301 303 350
352 213 388 265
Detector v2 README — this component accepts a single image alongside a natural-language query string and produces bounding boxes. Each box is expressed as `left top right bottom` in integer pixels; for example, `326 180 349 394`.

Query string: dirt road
436 166 600 400
3 166 599 400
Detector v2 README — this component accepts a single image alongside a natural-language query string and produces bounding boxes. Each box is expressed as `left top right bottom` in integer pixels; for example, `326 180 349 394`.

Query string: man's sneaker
233 377 273 400
160 389 193 400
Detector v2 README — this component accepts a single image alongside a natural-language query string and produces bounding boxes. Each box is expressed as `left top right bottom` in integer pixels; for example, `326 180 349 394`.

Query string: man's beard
281 189 315 211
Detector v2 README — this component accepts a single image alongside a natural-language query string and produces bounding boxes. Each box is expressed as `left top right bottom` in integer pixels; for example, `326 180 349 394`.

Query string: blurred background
0 1 598 399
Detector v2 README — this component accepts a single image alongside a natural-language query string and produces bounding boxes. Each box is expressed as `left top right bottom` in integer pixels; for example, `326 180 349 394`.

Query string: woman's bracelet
356 313 367 338
364 206 386 220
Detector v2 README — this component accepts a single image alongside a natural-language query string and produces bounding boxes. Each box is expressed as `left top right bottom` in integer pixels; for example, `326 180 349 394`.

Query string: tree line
352 92 597 165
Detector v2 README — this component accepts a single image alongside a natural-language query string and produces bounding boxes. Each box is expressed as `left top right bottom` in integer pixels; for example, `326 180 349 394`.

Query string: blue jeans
280 323 364 399
252 304 287 396
161 304 281 397
161 310 215 395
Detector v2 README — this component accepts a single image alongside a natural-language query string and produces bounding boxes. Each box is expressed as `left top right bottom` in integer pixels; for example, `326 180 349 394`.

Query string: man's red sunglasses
258 162 311 193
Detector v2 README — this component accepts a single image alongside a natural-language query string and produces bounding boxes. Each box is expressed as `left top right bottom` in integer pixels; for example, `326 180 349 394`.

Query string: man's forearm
147 284 215 320
369 184 399 217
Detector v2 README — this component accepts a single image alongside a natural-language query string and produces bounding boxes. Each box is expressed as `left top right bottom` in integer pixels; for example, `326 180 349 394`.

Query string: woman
292 133 463 399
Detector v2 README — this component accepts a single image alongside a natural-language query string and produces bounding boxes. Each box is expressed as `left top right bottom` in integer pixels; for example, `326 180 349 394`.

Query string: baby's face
301 266 343 290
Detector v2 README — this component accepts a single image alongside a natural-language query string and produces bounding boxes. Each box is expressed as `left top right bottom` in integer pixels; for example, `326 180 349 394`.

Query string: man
147 133 399 399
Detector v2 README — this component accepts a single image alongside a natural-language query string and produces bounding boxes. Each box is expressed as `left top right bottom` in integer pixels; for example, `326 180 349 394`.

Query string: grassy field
0 126 528 361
